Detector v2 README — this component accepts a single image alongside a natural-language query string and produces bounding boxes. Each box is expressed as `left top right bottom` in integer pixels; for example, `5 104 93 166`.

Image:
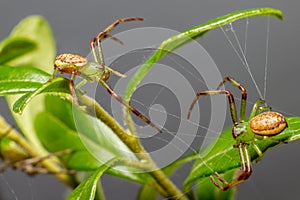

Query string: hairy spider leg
103 34 124 45
86 17 161 132
95 17 144 42
187 90 238 125
217 77 247 122
210 143 252 191
52 63 80 105
249 99 273 119
89 17 144 70
75 72 161 132
249 99 265 118
69 72 78 104
99 80 162 133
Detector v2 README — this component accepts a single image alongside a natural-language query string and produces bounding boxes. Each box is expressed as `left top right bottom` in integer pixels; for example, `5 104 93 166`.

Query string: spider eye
232 124 247 139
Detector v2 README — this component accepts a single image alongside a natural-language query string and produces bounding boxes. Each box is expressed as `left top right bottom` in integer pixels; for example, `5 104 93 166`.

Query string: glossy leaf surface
0 66 49 95
0 38 37 65
66 159 115 200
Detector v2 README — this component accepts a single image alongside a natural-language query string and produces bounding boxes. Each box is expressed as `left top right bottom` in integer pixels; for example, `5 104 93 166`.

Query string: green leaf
184 117 300 187
123 7 283 128
44 94 77 130
72 105 138 161
13 77 71 114
2 15 56 154
0 38 37 64
34 110 101 171
35 96 150 184
66 158 116 200
0 65 50 95
7 15 56 73
137 185 157 200
195 170 237 200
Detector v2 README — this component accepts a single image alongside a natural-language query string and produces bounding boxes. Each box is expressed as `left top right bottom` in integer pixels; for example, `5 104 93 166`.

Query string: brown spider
50 18 161 132
188 76 288 190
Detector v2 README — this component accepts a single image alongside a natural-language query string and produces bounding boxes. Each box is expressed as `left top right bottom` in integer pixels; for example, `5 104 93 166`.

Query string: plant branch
78 94 187 200
0 115 77 188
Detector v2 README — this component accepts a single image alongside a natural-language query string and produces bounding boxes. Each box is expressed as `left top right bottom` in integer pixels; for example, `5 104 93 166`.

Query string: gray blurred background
0 0 299 199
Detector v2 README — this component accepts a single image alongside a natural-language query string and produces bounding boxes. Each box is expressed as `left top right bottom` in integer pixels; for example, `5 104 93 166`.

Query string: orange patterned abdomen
54 53 88 74
250 111 287 136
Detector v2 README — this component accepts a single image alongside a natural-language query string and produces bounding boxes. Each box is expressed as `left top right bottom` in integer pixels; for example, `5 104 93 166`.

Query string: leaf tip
12 105 23 115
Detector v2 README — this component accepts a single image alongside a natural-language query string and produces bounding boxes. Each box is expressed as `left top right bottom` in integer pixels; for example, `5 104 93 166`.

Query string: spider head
232 122 248 139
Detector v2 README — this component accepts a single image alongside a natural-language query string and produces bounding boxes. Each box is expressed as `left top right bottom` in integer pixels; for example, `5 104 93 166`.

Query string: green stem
0 115 77 188
114 159 168 197
78 95 186 200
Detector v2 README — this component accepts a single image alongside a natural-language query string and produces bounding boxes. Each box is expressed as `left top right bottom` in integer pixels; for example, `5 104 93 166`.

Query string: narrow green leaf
66 158 116 200
123 7 283 127
12 77 71 114
0 65 50 95
0 38 37 64
184 117 300 186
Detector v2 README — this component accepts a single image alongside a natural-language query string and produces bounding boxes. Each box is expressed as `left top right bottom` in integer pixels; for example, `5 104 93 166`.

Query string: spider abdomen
54 53 88 74
250 111 287 136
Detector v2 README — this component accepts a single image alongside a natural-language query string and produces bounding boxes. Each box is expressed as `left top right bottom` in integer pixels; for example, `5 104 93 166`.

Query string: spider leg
90 39 105 67
258 106 272 114
96 17 144 41
105 66 126 78
48 68 59 81
187 90 238 125
217 77 247 122
210 143 252 191
99 79 161 133
104 34 124 45
89 17 144 68
249 99 265 118
249 99 272 118
69 72 79 105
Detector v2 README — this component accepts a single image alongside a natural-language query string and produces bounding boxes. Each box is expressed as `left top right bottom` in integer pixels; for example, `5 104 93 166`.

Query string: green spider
49 17 160 132
188 76 288 190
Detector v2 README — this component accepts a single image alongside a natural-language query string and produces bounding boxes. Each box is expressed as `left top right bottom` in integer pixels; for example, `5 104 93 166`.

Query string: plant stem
79 95 187 200
0 115 77 188
114 159 169 197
